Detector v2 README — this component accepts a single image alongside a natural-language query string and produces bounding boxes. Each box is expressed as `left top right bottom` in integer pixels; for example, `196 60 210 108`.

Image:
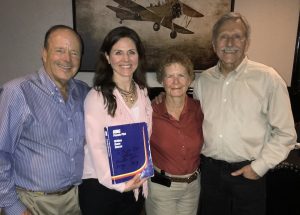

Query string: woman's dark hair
93 26 147 116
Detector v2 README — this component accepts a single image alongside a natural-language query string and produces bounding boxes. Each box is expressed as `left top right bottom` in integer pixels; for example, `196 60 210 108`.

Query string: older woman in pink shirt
79 26 152 215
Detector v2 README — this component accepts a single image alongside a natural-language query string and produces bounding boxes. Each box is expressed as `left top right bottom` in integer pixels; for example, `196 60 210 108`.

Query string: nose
123 53 129 61
172 76 179 84
63 51 71 62
226 37 233 46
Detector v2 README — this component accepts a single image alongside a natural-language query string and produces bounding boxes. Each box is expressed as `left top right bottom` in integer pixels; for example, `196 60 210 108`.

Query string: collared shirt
194 57 296 177
82 85 152 195
0 67 90 215
150 96 204 175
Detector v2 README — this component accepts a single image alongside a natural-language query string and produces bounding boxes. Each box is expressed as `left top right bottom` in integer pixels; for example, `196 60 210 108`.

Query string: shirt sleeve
0 86 28 214
251 72 297 176
193 76 202 102
84 89 126 192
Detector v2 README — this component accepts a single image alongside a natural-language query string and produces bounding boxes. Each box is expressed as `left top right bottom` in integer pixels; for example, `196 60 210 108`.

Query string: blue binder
105 122 154 184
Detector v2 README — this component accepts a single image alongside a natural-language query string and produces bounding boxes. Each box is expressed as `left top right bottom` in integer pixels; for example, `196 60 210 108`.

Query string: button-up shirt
194 57 296 177
150 96 204 175
0 67 90 215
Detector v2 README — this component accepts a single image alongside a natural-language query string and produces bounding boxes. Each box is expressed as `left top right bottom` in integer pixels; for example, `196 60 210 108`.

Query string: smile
120 64 131 69
57 63 72 70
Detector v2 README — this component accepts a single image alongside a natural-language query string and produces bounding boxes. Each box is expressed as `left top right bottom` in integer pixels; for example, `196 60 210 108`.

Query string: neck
220 56 245 77
114 75 133 92
165 95 186 120
58 85 68 101
116 80 136 106
115 80 134 92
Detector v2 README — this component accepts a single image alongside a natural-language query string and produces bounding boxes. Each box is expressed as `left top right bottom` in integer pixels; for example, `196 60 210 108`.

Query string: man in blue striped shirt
0 25 90 215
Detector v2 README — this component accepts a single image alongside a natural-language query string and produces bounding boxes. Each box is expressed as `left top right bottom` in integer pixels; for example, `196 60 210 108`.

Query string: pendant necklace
116 81 136 104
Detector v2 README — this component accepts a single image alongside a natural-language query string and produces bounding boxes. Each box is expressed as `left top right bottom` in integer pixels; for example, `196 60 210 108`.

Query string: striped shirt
0 67 90 214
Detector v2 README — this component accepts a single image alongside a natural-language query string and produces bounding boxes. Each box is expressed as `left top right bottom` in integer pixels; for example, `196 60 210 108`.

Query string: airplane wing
110 0 194 34
181 2 204 17
113 0 148 13
161 17 194 34
111 0 161 22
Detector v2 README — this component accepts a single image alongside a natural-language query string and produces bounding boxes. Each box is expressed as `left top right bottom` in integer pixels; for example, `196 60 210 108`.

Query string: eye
71 50 80 57
179 72 188 77
164 74 173 79
219 34 228 41
55 48 64 53
114 50 122 55
128 50 137 55
233 34 245 42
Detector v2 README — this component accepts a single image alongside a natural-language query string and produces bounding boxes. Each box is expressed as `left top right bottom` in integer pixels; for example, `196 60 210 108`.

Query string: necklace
116 81 136 104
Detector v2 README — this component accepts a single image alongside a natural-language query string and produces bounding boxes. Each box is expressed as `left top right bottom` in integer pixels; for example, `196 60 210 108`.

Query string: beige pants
146 174 200 215
12 186 81 215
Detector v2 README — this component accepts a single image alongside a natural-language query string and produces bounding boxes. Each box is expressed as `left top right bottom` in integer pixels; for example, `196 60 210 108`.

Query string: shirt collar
37 66 76 97
212 56 248 79
154 95 193 118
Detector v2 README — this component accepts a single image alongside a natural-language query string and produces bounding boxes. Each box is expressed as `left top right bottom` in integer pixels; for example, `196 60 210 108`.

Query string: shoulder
199 66 216 77
1 73 36 97
151 98 165 114
85 88 103 104
186 96 201 109
247 60 279 77
246 60 286 86
84 88 107 115
186 96 203 119
73 79 91 94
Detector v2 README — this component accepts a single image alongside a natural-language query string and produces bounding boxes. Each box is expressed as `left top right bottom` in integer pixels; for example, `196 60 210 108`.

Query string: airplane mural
106 0 204 39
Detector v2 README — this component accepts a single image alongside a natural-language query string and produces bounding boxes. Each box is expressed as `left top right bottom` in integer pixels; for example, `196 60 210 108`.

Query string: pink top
82 84 152 197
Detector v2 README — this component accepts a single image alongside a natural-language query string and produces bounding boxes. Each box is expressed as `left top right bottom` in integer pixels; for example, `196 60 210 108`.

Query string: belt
154 170 198 184
201 155 251 170
16 185 74 196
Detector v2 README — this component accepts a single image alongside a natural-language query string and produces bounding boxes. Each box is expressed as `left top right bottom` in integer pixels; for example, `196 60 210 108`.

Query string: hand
21 209 32 215
153 92 165 104
231 164 260 180
124 174 146 192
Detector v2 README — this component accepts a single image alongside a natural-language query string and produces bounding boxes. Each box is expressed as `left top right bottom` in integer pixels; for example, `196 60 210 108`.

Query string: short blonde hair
156 51 195 84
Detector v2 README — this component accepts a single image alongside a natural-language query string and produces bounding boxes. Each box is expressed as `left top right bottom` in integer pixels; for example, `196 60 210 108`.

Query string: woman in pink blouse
146 51 204 215
79 26 152 215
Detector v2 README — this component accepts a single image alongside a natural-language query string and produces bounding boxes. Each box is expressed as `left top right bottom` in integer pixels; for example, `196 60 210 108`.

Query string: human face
106 37 139 82
42 29 81 88
162 63 191 98
213 19 249 74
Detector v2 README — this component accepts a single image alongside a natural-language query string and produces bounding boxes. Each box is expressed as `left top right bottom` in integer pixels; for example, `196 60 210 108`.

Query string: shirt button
69 138 73 141
219 134 223 138
223 98 227 102
226 81 229 85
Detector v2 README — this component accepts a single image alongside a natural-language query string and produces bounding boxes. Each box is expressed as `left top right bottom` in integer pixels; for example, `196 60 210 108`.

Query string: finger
132 174 141 182
231 168 244 176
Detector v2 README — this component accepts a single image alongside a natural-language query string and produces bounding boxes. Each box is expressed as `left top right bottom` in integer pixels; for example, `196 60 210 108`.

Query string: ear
42 48 47 63
244 38 250 53
188 78 192 87
212 41 216 53
105 52 110 64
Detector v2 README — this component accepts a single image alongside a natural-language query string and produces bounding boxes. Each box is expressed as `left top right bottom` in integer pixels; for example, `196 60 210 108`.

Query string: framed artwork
291 12 300 93
73 0 235 72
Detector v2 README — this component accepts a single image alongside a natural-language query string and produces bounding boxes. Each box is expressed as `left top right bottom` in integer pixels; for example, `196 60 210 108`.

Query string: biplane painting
73 0 233 71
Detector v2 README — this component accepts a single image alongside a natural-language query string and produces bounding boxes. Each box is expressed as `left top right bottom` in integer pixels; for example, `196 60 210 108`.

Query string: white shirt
194 57 296 176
